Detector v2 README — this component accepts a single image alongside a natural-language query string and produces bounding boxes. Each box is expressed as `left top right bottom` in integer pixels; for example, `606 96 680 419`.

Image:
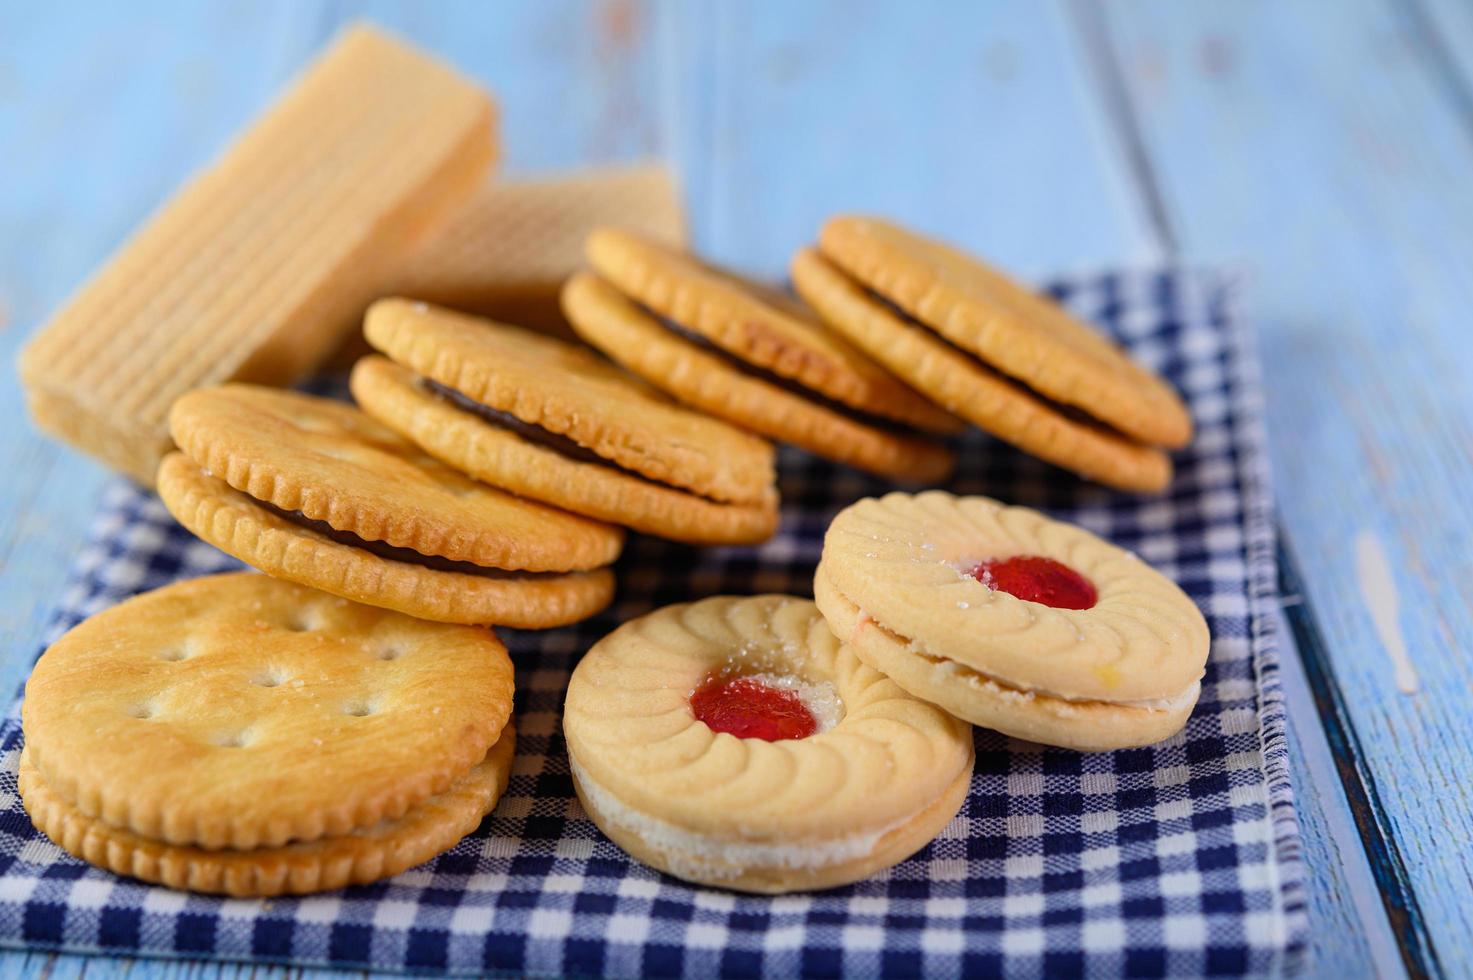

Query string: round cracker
586 227 960 434
18 727 515 897
21 572 515 850
792 248 1172 493
350 357 778 546
814 567 1197 751
169 385 623 573
363 298 775 506
562 273 956 483
158 453 616 627
563 595 973 893
817 216 1193 449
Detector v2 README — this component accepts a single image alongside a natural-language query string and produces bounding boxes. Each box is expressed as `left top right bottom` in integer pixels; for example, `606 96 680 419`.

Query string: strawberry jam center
689 676 818 742
973 556 1097 610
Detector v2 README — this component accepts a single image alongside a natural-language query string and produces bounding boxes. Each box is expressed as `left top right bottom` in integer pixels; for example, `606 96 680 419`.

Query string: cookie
21 572 515 850
815 492 1209 751
586 228 958 433
563 595 974 893
362 299 780 526
395 165 685 338
815 216 1193 450
19 726 514 897
791 247 1172 493
351 356 777 546
562 272 956 483
17 24 496 485
158 453 615 628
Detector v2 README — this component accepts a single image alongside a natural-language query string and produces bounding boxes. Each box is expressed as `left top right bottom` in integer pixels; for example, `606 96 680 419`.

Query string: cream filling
570 754 911 882
856 609 1200 714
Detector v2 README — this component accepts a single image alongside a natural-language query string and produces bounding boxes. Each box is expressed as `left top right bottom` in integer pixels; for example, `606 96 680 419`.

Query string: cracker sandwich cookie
815 492 1209 751
20 573 516 896
563 228 960 482
564 595 974 893
160 385 619 627
353 299 780 546
792 217 1193 492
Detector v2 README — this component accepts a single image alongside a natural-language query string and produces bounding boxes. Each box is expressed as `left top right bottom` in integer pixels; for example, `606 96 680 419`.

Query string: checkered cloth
0 269 1306 977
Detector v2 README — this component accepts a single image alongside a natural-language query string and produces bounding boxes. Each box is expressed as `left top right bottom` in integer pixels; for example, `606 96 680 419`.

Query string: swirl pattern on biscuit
564 595 973 845
821 491 1209 702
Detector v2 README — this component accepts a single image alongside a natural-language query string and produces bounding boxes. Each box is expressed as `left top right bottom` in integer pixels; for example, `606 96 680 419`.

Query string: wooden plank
666 1 1166 280
1095 2 1473 974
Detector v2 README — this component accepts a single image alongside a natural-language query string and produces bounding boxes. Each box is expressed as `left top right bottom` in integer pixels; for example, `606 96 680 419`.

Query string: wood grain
3 0 1455 976
1097 0 1473 973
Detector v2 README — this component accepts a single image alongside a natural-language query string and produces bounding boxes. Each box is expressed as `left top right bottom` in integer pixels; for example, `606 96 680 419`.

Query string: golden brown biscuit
564 595 974 893
791 248 1172 493
21 572 515 850
19 727 514 897
816 492 1209 750
362 298 778 508
158 453 616 628
562 273 956 484
168 385 622 572
585 227 958 433
350 357 777 546
17 24 496 485
396 166 685 337
816 216 1192 449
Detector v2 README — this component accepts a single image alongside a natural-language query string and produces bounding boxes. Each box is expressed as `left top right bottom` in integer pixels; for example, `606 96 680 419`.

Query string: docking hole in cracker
564 595 973 893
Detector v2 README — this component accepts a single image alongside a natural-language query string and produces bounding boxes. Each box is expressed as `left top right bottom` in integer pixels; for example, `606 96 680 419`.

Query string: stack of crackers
13 22 1196 898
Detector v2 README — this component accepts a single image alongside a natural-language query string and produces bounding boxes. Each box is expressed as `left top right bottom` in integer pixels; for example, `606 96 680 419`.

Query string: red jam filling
973 556 1098 610
689 676 817 742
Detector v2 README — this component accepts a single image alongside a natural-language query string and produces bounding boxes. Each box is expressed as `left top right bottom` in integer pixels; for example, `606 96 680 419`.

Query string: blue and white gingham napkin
0 269 1306 977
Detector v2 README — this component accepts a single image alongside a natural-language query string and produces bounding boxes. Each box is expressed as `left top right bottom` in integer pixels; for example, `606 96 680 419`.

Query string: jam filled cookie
815 492 1210 751
356 299 779 545
564 228 958 482
563 595 974 893
21 573 515 866
160 385 618 628
792 216 1193 492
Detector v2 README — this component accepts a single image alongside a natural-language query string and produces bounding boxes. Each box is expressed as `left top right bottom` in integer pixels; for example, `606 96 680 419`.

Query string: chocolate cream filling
640 307 923 437
858 285 1125 435
257 500 540 579
423 379 611 466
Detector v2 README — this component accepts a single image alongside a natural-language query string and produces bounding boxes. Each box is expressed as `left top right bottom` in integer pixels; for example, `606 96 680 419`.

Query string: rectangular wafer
18 23 497 485
393 164 686 337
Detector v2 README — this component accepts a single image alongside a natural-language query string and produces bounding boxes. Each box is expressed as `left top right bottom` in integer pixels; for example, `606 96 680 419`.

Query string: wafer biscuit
397 165 685 336
18 24 496 484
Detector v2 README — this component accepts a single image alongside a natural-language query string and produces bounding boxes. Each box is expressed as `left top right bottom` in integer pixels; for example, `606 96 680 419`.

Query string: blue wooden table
2 2 1469 977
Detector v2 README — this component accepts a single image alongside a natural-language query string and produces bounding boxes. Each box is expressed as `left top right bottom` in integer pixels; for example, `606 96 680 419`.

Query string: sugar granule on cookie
160 385 618 628
815 491 1210 751
563 594 974 893
356 299 781 545
20 573 516 854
